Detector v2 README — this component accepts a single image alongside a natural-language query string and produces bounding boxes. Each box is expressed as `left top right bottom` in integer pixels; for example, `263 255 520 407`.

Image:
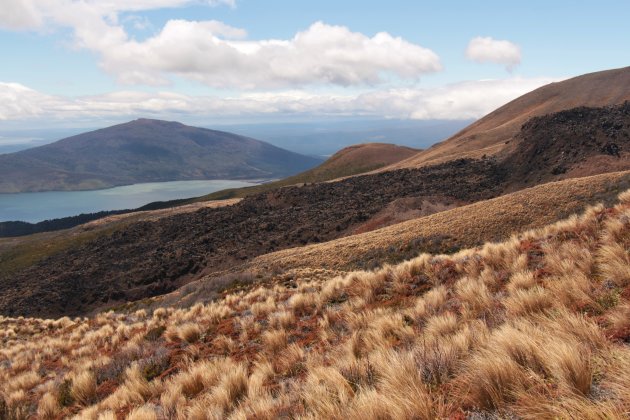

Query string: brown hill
291 142 419 182
386 66 630 170
196 142 418 200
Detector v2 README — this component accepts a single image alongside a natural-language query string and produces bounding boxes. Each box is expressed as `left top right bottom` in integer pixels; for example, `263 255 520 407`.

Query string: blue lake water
0 180 257 223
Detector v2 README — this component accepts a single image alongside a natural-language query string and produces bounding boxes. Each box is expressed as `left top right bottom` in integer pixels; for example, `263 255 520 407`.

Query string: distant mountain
0 119 322 193
386 66 630 170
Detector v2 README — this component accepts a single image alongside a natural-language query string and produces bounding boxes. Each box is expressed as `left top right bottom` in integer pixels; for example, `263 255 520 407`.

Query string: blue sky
0 0 628 128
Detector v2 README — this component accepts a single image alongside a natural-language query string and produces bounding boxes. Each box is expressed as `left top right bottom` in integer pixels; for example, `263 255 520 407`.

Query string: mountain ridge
384 66 630 171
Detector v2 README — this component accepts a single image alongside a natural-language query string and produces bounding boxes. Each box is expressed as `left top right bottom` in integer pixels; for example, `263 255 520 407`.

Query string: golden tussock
3 187 630 418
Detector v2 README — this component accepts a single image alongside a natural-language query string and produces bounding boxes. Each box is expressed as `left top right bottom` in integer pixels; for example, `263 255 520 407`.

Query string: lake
0 180 257 223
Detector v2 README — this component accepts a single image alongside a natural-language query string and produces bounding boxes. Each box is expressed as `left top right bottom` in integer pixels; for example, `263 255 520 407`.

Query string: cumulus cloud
0 1 441 89
466 36 522 71
103 21 442 88
0 77 557 123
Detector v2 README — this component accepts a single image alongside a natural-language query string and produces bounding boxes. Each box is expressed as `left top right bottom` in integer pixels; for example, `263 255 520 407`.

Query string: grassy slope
192 143 418 201
3 184 630 418
384 66 630 170
241 170 630 274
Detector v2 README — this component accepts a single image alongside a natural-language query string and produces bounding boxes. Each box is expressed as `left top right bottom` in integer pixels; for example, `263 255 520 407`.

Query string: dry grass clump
504 286 553 317
414 284 448 319
3 189 630 418
507 270 536 292
455 276 493 318
175 322 202 343
71 370 97 405
36 392 61 419
261 329 288 354
126 404 158 420
598 242 630 287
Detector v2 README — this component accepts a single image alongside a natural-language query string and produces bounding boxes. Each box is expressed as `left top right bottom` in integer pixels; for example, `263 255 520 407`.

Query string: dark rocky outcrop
505 101 630 188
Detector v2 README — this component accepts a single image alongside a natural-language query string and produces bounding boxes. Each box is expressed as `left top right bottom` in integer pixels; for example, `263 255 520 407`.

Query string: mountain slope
386 66 630 170
198 142 419 200
3 188 630 418
503 102 630 190
0 158 504 318
0 119 322 193
240 170 630 276
284 142 419 183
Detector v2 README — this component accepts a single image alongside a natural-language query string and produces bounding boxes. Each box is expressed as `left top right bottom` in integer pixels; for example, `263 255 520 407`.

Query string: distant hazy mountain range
0 119 322 193
221 119 472 157
0 119 472 156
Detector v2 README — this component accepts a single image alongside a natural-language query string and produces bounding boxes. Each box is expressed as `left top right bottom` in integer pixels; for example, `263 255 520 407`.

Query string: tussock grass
176 323 202 343
504 286 553 317
3 189 630 418
71 370 97 405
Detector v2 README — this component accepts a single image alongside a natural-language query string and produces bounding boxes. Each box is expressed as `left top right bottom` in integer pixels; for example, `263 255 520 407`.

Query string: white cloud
0 1 43 30
0 0 234 30
0 1 441 89
0 77 557 123
466 36 522 71
103 21 442 88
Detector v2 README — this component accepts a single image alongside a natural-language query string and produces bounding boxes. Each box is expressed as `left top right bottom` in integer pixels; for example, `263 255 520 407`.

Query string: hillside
386 66 630 170
240 170 630 276
1 102 629 318
0 158 504 318
0 119 322 193
2 189 630 418
198 142 418 200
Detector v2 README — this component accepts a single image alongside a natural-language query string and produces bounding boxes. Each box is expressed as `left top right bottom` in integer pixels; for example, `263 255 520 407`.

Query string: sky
0 0 629 130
